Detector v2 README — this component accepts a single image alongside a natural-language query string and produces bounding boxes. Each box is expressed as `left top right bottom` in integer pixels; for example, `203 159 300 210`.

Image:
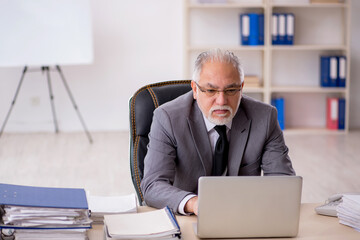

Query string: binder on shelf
320 56 330 87
329 56 338 87
272 14 279 45
271 97 285 130
258 14 264 45
327 98 339 130
278 14 286 45
240 13 264 46
240 14 250 45
272 13 295 45
248 13 259 45
337 56 346 87
320 56 338 87
338 98 345 130
285 13 295 45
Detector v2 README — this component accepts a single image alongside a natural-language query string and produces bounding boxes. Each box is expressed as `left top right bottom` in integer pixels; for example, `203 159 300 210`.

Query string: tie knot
214 125 227 136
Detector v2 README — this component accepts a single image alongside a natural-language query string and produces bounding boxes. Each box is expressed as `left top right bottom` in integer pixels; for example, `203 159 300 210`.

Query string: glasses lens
224 89 240 96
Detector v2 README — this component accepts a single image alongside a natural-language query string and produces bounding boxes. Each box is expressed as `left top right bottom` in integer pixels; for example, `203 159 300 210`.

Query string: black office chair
129 80 192 205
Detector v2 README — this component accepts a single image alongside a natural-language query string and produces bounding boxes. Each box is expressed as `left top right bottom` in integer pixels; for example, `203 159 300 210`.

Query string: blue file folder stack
272 13 295 45
240 13 264 46
271 98 285 130
0 183 92 239
320 56 346 87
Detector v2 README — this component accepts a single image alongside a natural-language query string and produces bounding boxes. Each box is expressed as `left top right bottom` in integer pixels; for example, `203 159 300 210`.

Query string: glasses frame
194 81 242 97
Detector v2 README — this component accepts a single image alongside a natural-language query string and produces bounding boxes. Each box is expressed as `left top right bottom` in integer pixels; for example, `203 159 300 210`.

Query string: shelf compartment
271 3 347 8
271 86 347 93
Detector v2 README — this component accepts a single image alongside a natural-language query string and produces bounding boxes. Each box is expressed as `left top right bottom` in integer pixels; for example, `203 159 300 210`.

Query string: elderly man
141 49 295 215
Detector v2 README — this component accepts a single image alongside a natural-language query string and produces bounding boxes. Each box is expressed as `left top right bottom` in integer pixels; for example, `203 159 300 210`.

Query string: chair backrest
129 80 192 205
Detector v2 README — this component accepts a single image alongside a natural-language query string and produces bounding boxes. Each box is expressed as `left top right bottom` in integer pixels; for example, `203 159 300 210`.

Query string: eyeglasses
194 81 242 97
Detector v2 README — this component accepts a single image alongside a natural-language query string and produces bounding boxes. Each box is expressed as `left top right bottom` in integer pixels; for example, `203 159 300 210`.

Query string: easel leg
56 65 93 143
44 66 59 133
0 66 28 138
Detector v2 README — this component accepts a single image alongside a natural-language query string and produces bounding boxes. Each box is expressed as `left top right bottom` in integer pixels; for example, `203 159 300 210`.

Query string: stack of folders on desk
0 183 91 240
104 207 181 239
337 195 360 232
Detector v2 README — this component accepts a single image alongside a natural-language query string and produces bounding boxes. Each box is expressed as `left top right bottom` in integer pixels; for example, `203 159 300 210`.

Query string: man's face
191 60 243 125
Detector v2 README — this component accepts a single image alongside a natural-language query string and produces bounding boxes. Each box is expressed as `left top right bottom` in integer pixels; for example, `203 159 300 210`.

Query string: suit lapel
187 102 213 176
227 106 251 176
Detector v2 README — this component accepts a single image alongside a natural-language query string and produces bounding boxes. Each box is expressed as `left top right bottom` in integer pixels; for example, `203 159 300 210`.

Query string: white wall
0 0 359 132
0 0 184 132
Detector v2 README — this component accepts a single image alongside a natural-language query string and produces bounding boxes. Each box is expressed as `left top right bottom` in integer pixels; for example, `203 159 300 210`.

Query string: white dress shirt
178 113 232 215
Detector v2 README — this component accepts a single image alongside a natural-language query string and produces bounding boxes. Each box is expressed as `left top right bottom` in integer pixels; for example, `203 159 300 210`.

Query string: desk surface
88 203 359 240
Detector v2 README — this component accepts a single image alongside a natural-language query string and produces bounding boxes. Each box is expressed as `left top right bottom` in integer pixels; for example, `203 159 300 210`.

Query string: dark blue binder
258 14 264 45
337 56 346 87
285 13 294 45
320 56 330 87
278 14 286 45
338 98 345 130
0 183 88 209
240 13 250 45
272 13 279 45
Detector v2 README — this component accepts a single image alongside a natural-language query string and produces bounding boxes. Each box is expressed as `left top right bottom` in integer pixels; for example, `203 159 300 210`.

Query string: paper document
88 193 137 216
104 207 180 239
337 194 360 232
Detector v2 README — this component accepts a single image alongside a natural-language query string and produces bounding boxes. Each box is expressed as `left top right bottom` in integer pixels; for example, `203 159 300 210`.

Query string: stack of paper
104 207 181 239
337 194 360 232
88 193 137 223
244 75 261 87
0 183 92 239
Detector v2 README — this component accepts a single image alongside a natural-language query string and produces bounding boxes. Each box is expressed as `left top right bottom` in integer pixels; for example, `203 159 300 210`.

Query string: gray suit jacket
141 91 295 212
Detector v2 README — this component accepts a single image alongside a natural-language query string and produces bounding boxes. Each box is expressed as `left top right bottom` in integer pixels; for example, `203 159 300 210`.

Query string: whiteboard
0 0 93 67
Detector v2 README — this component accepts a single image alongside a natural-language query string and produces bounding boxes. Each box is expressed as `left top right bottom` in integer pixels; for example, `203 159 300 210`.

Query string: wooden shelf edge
189 3 265 9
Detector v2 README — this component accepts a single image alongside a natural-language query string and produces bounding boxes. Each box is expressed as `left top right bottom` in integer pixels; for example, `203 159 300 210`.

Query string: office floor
0 131 359 203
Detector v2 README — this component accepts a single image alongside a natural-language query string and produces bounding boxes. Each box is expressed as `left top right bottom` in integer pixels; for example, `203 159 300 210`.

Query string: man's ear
191 81 197 100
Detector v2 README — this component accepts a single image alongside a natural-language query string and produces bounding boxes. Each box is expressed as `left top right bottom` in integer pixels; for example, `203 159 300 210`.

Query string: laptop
195 176 303 238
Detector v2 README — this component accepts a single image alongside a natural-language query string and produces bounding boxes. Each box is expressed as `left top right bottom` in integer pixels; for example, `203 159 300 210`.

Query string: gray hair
192 49 244 83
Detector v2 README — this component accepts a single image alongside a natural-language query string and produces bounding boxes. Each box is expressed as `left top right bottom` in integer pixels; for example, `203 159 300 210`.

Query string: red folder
327 98 338 130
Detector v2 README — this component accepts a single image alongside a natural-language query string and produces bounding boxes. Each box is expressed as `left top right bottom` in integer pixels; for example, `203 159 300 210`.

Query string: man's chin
208 115 232 125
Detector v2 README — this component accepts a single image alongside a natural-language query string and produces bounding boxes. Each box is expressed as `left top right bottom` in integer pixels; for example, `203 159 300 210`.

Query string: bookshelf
183 0 351 133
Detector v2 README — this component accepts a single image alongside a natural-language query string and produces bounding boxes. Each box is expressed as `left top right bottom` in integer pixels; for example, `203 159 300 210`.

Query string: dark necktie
212 125 229 176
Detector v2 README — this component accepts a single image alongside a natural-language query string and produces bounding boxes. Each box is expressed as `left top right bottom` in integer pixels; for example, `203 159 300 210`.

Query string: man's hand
184 196 198 215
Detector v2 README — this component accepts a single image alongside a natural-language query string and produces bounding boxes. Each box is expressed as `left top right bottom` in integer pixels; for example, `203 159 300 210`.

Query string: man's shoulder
158 91 194 113
155 90 194 117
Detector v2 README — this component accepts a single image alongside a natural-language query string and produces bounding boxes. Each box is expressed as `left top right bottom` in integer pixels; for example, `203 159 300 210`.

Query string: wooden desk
88 203 359 240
